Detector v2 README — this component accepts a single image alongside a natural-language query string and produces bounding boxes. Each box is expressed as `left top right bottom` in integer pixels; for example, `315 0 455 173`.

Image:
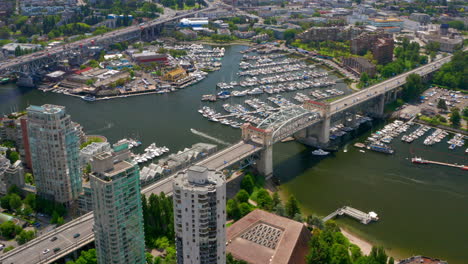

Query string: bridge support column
373 94 385 117
256 145 273 179
318 116 330 145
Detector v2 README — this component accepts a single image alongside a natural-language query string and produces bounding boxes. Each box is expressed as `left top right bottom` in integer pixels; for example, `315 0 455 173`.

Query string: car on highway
73 233 80 238
53 247 61 253
42 249 50 254
50 236 57 242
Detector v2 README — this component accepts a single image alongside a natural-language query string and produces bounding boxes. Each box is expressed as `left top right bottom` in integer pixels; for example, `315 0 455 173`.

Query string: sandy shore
341 228 373 255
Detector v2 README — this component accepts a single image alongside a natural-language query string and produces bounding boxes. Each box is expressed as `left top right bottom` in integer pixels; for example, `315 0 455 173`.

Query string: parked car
50 237 57 242
73 233 80 239
53 248 61 253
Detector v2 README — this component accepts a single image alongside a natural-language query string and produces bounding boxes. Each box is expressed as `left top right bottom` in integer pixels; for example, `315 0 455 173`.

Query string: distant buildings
90 151 146 264
368 17 403 33
226 209 311 264
0 156 24 195
409 13 431 25
298 26 361 42
20 0 78 16
173 166 226 264
27 104 82 206
0 115 32 169
418 24 464 53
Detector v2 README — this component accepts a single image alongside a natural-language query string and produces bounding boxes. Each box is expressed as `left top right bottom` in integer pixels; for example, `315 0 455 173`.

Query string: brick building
351 32 394 64
342 57 376 77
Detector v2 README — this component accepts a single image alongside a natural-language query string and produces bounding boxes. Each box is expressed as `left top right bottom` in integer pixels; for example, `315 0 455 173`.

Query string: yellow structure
163 68 188 82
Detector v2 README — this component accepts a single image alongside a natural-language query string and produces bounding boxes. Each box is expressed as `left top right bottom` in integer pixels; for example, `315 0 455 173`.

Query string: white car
42 249 50 254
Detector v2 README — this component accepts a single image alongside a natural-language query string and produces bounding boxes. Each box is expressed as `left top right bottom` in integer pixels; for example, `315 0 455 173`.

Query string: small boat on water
82 95 96 102
312 149 329 156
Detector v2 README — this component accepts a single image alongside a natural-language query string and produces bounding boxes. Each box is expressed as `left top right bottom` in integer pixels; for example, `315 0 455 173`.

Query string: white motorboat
312 149 330 156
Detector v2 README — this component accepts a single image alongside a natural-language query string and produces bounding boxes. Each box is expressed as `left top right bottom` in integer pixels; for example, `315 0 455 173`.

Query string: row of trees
432 51 467 90
141 193 174 248
306 221 393 264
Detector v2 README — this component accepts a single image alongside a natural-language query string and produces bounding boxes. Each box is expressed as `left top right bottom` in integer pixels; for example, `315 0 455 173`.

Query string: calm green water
1 45 467 263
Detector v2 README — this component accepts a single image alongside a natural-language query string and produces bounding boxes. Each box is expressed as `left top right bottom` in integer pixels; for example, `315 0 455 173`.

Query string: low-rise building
2 43 42 56
234 30 256 39
409 13 431 24
20 0 78 16
351 31 394 64
217 28 231 36
368 17 403 33
179 29 198 40
80 142 111 167
226 209 311 264
252 33 270 42
131 52 168 65
342 57 376 77
163 67 188 82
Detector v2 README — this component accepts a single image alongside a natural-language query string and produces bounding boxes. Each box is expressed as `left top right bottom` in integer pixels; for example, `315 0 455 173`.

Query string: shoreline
340 228 373 255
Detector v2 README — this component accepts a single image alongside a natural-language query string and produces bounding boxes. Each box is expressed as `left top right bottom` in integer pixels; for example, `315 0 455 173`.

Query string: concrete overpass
0 141 261 264
0 3 216 81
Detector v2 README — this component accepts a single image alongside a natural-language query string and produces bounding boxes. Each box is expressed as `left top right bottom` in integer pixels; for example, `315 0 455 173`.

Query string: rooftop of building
91 152 134 181
27 104 65 115
173 165 224 191
226 209 311 264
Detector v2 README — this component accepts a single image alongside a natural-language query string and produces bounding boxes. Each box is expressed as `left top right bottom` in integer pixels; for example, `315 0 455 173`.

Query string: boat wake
190 128 229 146
87 122 114 134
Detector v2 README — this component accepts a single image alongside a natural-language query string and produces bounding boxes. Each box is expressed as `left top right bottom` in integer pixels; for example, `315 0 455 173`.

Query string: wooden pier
323 206 379 224
412 157 468 171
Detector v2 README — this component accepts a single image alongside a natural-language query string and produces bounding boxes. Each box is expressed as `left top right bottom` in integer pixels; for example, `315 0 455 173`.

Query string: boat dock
323 206 379 224
412 157 467 171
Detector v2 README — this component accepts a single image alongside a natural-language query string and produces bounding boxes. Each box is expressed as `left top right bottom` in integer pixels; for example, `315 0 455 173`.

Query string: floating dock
323 206 379 224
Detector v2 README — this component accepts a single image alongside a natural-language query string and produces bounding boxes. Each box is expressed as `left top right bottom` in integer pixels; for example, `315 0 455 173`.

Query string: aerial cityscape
0 0 466 263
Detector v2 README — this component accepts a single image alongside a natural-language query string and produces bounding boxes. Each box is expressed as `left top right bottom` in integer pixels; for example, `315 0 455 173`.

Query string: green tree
360 72 369 86
450 108 461 128
285 195 301 218
66 248 97 264
24 193 36 210
238 202 252 218
388 256 395 264
0 221 22 239
272 192 281 207
0 195 11 210
437 99 447 110
227 199 241 220
25 172 34 185
447 20 465 30
6 150 20 163
273 203 286 216
235 189 249 203
240 174 255 194
329 243 352 264
8 193 22 212
255 188 273 211
16 229 36 245
462 107 468 117
402 74 424 102
306 214 324 230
